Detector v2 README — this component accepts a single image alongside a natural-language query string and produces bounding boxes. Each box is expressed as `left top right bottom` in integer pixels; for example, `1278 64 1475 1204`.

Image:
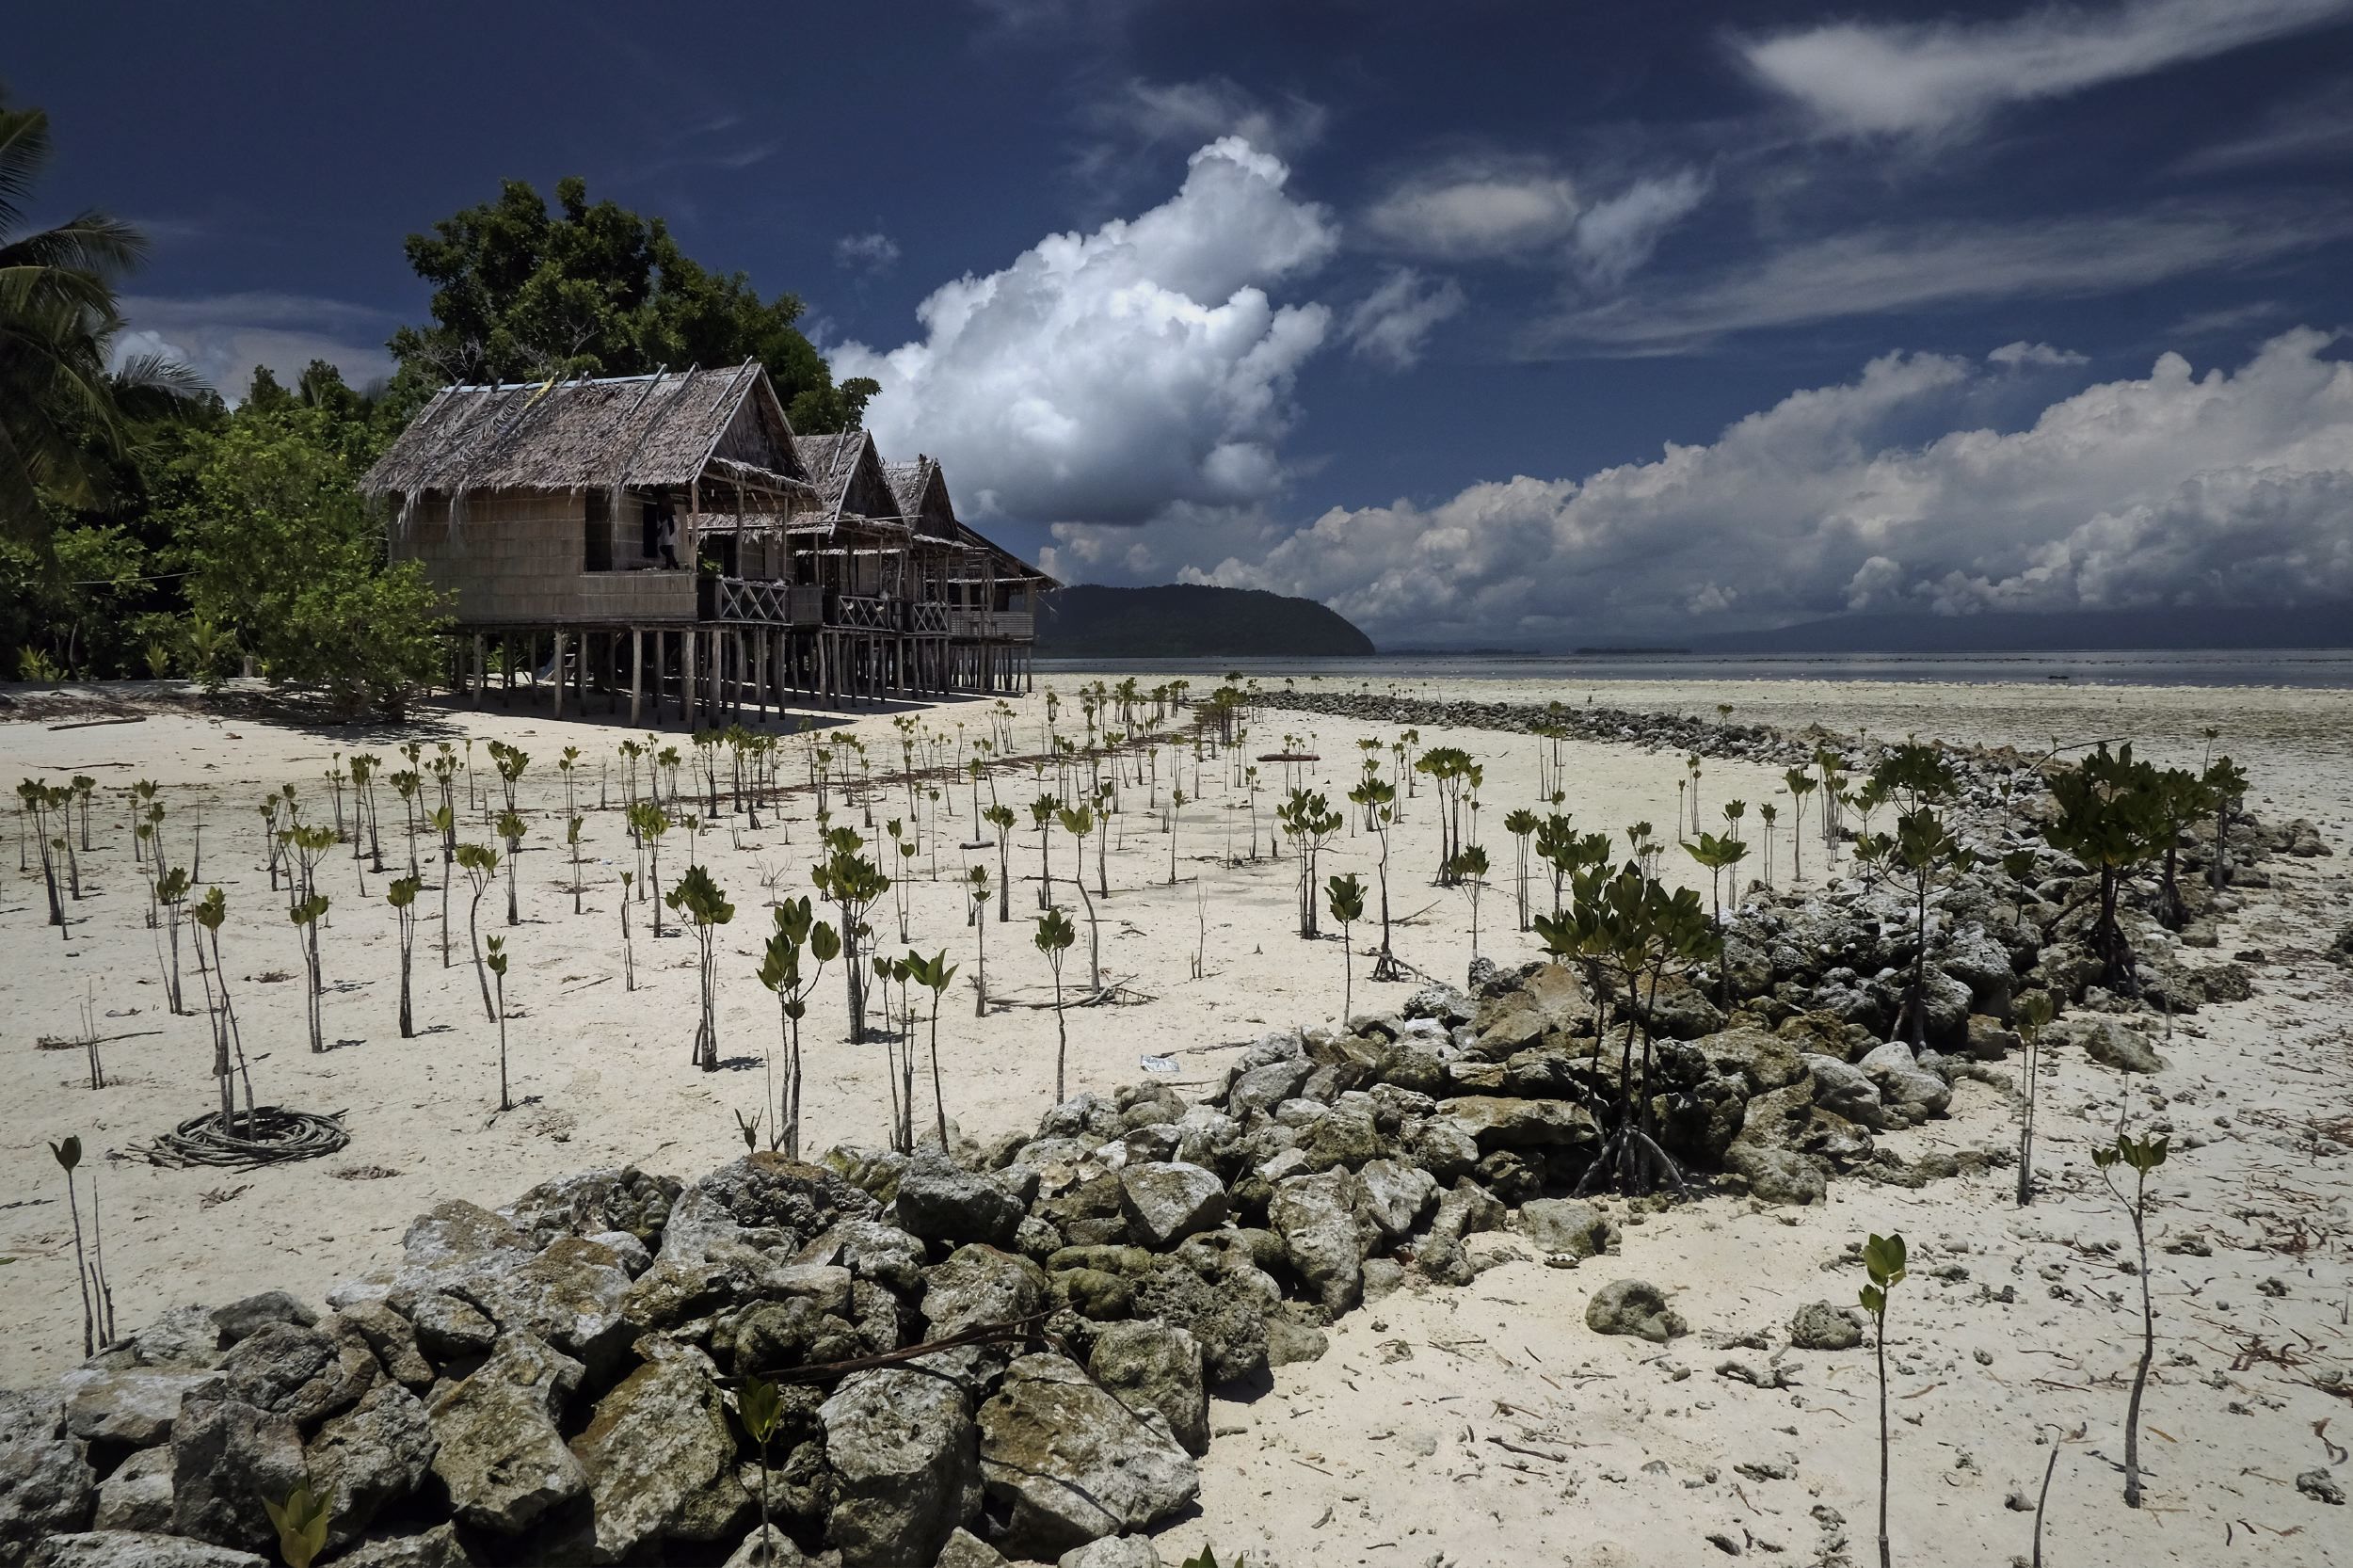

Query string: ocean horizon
1038 648 2353 689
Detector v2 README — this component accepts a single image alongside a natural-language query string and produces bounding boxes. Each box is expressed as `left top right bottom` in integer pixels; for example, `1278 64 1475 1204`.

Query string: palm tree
2 91 200 534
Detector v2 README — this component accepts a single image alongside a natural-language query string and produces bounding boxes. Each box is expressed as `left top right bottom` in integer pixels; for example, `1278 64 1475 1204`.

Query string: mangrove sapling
618 872 636 990
1536 858 1711 1197
631 803 671 936
52 1135 116 1354
907 949 959 1147
1505 808 1539 931
968 867 992 1015
736 1378 785 1563
1326 872 1365 1021
289 891 329 1053
1168 788 1186 883
429 806 455 968
352 752 383 875
496 810 526 926
984 803 1016 921
2043 744 2166 991
455 843 501 1021
757 897 838 1159
1681 830 1749 1007
487 936 513 1111
566 817 584 914
1349 766 1406 981
1859 1231 1909 1568
391 769 423 877
1450 845 1490 971
1056 804 1104 993
1757 802 1778 892
1030 793 1058 909
2093 1131 2170 1508
669 865 735 1071
1783 767 1817 882
1891 808 1974 1048
155 865 191 1014
2009 990 2057 1205
194 890 247 1129
2203 756 2246 890
812 828 888 1043
887 820 915 942
388 875 422 1038
1277 789 1343 939
1035 907 1078 1102
19 780 66 932
264 1480 332 1568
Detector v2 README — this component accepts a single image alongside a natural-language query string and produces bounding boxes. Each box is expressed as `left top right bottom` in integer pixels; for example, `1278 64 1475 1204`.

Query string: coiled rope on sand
132 1107 350 1169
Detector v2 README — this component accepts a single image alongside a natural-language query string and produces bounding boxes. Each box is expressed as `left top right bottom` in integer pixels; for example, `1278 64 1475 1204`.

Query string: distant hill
1038 584 1375 658
1675 602 2353 654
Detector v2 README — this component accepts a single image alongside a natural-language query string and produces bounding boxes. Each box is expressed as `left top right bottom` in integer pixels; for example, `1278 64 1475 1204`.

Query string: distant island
1038 584 1374 658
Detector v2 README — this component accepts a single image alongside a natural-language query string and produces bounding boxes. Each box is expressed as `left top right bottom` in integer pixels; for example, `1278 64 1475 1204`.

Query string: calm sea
1039 649 2353 689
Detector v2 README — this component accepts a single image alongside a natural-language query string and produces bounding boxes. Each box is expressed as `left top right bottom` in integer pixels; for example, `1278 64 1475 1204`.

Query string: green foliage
263 1480 331 1568
1859 1231 1908 1317
1325 872 1365 926
1034 906 1077 956
485 935 507 978
49 1135 80 1173
168 402 447 715
666 864 735 928
739 1377 782 1445
386 174 872 431
2093 1130 2169 1176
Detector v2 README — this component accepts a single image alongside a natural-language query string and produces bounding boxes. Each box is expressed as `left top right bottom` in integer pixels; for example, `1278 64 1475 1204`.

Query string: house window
585 493 614 572
641 502 664 561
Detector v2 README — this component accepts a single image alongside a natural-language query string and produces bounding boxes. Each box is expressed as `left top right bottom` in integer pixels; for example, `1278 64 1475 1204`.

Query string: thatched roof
881 453 1059 587
360 362 811 504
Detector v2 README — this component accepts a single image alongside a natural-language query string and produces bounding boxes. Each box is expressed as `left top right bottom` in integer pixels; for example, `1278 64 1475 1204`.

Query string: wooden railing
947 609 1036 640
909 601 949 633
712 577 821 626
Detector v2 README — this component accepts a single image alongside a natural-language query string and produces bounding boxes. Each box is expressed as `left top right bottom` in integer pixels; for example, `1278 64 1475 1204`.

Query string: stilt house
360 362 1054 724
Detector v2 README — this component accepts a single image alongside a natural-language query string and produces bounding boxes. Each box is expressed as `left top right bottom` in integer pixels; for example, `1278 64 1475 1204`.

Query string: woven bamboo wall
396 490 692 625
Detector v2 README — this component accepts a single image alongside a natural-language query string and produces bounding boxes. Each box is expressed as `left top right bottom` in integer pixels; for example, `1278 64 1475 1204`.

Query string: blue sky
19 0 2353 642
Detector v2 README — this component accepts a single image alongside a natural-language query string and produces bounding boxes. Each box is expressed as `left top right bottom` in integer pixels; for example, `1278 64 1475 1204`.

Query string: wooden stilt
629 629 643 727
553 630 568 717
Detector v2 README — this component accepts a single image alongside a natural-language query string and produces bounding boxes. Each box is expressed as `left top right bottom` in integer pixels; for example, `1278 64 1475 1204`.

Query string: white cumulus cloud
832 138 1337 526
1186 329 2353 643
1735 0 2353 140
1988 341 2089 368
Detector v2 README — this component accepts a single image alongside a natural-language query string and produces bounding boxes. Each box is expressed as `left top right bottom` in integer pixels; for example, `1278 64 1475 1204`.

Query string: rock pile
9 732 2325 1567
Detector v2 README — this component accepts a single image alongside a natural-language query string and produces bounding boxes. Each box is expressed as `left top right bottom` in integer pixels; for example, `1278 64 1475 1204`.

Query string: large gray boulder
425 1331 586 1534
334 1301 434 1391
91 1448 171 1533
1518 1198 1613 1260
324 1524 476 1568
59 1368 219 1448
0 1388 95 1560
935 1528 1013 1568
1584 1279 1688 1342
821 1368 981 1568
1060 1539 1163 1568
1354 1159 1438 1242
216 1320 380 1432
501 1164 680 1252
168 1398 304 1552
660 1154 881 1267
30 1536 264 1568
1117 1162 1227 1248
1857 1042 1950 1120
1801 1054 1890 1129
450 1235 634 1374
2048 1014 2168 1074
977 1352 1198 1557
1441 1096 1599 1152
84 1304 222 1373
1267 1169 1377 1318
1089 1320 1209 1455
568 1352 734 1561
210 1290 317 1348
897 1152 1026 1249
305 1382 437 1548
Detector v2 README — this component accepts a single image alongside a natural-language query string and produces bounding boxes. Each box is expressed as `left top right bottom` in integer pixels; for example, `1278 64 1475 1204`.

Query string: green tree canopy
387 175 875 432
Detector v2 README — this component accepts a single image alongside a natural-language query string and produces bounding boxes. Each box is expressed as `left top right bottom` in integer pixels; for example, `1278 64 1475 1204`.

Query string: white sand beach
4 670 2348 1566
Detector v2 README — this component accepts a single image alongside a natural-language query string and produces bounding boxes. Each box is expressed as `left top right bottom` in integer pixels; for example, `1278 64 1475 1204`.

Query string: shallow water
1041 648 2353 689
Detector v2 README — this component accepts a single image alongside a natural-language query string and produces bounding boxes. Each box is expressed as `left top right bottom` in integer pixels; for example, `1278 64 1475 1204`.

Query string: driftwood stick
752 1312 1051 1385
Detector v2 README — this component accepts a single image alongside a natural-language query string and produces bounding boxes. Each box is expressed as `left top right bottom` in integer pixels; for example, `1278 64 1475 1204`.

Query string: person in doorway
657 510 681 569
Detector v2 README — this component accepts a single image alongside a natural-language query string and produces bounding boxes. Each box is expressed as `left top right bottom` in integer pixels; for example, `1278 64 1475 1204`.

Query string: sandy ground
3 669 2349 1566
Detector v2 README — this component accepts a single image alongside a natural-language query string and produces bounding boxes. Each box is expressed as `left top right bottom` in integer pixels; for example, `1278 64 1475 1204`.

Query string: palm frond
0 103 53 236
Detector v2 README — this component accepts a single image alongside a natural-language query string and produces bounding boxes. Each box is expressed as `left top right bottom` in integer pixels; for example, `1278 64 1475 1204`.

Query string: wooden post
470 634 486 707
629 629 643 726
681 629 696 729
553 631 568 717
